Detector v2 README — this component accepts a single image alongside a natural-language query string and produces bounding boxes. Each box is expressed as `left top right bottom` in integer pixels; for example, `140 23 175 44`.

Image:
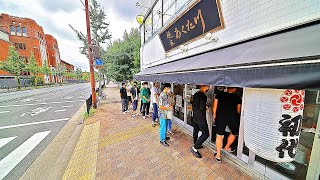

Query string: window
25 57 28 63
17 26 21 33
152 0 162 34
14 43 18 49
10 25 15 32
23 44 26 50
22 27 27 33
18 43 23 49
144 14 152 41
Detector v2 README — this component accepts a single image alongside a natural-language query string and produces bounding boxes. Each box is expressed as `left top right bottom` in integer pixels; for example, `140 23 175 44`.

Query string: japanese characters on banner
159 0 224 52
243 88 304 162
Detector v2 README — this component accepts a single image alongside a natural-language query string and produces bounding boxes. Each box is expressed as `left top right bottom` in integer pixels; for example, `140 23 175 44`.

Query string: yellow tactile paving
98 123 155 149
62 121 100 180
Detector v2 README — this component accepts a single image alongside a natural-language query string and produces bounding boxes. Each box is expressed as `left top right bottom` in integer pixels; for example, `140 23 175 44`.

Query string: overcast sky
0 0 147 71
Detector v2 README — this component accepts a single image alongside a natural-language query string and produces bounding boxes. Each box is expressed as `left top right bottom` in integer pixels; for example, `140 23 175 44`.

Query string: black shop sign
159 0 224 52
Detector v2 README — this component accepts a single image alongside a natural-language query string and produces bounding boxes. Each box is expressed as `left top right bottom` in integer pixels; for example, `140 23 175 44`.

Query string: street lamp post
85 0 97 109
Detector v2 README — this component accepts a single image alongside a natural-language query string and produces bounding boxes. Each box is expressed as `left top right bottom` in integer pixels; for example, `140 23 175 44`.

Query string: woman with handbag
158 83 174 147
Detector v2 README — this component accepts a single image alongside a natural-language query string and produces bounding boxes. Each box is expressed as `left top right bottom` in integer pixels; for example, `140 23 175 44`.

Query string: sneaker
166 137 170 140
214 153 221 163
168 131 174 135
125 110 130 113
195 145 204 149
123 112 126 114
225 148 235 153
160 141 169 147
277 162 296 171
190 147 202 158
132 114 136 117
152 123 155 127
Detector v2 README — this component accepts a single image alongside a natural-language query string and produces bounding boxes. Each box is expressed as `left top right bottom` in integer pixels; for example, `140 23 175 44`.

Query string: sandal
214 153 222 163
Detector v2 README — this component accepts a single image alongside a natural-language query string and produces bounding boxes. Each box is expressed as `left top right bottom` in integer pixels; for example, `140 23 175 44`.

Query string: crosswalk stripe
0 131 51 180
0 137 16 149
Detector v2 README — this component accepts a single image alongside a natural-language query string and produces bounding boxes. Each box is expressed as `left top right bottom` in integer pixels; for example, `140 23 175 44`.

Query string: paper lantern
243 88 304 162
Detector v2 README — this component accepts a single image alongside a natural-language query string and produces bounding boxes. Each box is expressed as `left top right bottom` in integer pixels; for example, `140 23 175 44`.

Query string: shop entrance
210 86 244 157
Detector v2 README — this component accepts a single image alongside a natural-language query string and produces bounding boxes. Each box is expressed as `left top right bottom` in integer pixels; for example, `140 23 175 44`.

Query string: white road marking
0 118 69 130
20 98 33 103
0 137 16 149
0 131 50 179
20 107 52 117
61 105 74 108
0 111 10 114
54 109 67 112
0 100 84 108
64 96 74 100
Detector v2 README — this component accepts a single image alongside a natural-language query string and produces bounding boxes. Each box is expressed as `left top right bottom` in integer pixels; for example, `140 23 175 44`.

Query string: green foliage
82 72 90 82
0 46 25 76
25 52 40 76
66 71 77 79
69 0 111 58
0 46 25 89
41 59 52 76
56 63 67 82
75 67 83 81
83 107 95 119
103 28 141 82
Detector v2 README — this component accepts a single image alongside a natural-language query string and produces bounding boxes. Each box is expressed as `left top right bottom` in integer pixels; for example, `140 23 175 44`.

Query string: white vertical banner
243 88 304 162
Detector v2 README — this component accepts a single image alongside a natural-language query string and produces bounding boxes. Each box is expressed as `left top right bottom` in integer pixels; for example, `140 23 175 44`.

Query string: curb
20 103 86 180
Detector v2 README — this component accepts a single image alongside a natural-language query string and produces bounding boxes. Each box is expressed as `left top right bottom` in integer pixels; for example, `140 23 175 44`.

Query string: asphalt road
0 83 91 180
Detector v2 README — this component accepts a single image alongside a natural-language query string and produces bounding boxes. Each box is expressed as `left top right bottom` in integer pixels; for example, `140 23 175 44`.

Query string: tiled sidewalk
63 86 252 180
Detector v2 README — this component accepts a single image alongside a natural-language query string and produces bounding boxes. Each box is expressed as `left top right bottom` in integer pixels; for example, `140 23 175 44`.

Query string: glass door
306 110 320 180
173 83 185 125
185 84 198 132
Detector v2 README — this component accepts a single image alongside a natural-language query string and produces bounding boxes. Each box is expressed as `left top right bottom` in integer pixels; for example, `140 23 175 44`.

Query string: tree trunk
16 76 21 89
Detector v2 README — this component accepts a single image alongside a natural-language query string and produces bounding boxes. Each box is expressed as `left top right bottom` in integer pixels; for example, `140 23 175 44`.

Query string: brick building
0 13 47 73
61 60 75 81
0 13 75 84
0 28 11 75
45 34 61 83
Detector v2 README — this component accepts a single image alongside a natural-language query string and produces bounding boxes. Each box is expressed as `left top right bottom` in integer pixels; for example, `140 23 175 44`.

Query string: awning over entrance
135 22 320 90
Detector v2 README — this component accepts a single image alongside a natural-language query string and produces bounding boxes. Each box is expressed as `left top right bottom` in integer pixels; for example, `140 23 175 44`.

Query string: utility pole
85 0 97 108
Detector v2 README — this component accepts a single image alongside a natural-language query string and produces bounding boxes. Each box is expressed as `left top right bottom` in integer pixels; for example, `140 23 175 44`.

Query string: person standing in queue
190 85 210 158
130 83 140 117
159 83 174 147
213 87 242 163
151 82 160 127
141 82 151 119
120 82 128 114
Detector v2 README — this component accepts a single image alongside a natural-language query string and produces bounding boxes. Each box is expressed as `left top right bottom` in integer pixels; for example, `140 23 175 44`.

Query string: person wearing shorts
213 87 242 162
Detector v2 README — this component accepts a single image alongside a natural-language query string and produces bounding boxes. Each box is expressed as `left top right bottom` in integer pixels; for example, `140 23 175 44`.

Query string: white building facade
136 0 320 179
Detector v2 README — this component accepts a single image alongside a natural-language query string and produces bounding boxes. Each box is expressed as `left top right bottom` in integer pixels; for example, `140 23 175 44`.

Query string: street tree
75 66 83 81
41 59 52 83
103 28 141 82
0 46 25 89
56 63 67 83
69 0 111 58
25 52 41 87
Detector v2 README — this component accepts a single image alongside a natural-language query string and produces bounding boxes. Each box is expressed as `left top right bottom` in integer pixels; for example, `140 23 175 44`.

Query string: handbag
166 110 173 119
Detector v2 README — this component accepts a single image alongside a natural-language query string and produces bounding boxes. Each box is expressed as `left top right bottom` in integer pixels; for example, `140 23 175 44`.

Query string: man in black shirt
190 85 210 158
120 82 128 114
213 87 242 162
